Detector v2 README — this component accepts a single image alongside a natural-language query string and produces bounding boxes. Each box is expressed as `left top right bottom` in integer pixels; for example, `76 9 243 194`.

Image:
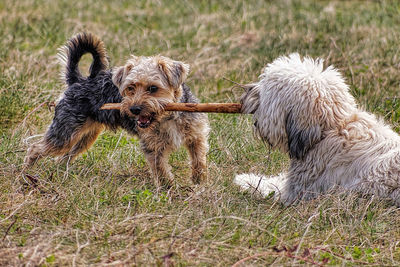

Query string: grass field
2 0 400 265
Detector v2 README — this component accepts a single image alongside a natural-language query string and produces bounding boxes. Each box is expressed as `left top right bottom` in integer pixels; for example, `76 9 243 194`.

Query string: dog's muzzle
130 105 155 128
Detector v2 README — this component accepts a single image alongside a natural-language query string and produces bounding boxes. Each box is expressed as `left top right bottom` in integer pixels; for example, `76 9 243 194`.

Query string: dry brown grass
2 0 400 265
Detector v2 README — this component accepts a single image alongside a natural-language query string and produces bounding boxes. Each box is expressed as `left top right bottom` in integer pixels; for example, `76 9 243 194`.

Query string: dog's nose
130 106 142 115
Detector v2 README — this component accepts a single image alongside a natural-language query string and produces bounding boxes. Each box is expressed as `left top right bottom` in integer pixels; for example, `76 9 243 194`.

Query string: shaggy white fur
235 53 400 206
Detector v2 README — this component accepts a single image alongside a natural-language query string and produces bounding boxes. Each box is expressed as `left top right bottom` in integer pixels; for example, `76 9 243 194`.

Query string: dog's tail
58 32 109 86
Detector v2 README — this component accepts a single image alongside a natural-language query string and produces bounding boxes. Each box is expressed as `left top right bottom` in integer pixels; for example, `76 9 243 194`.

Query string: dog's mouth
137 114 154 128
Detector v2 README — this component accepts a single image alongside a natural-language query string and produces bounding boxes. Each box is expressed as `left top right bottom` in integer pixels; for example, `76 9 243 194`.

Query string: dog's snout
130 106 142 115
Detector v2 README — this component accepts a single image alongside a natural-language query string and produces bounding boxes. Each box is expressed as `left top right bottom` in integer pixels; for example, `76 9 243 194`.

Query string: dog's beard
243 87 287 152
251 119 275 149
241 83 270 142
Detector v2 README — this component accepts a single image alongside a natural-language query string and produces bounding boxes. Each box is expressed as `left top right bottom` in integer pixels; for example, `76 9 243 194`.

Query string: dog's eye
147 85 158 93
126 85 136 92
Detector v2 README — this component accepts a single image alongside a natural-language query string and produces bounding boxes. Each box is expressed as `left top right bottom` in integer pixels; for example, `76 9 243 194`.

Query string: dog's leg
185 134 208 184
144 148 174 188
24 119 96 167
24 136 78 168
24 140 56 167
59 122 105 163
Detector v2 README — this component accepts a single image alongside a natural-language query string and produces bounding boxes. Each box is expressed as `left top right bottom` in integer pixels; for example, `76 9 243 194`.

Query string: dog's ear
158 57 190 89
112 66 125 88
112 64 133 90
285 110 322 160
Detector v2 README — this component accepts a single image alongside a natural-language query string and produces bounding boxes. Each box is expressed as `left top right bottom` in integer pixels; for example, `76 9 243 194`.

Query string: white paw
234 173 285 197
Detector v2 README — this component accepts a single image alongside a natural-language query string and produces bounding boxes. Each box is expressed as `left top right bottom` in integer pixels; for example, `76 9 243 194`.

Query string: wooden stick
100 103 243 113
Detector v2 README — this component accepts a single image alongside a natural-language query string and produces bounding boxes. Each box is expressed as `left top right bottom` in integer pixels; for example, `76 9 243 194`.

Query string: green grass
2 0 400 265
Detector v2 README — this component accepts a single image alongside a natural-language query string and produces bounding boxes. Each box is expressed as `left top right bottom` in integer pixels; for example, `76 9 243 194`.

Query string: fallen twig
2 217 17 242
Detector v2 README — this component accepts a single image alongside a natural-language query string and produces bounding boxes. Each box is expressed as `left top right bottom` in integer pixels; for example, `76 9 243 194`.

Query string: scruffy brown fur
112 54 210 186
24 33 210 188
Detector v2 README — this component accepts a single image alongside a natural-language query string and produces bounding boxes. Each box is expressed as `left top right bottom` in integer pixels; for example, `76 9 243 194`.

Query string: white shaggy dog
234 53 400 206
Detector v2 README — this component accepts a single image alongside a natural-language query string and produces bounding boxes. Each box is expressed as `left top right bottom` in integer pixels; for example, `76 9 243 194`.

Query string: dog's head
112 55 189 129
242 53 357 160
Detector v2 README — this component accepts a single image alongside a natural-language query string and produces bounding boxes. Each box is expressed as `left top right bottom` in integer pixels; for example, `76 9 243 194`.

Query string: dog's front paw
234 173 286 198
191 168 207 184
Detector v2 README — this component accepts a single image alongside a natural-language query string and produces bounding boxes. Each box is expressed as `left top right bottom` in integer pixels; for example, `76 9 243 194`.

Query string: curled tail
58 32 109 86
